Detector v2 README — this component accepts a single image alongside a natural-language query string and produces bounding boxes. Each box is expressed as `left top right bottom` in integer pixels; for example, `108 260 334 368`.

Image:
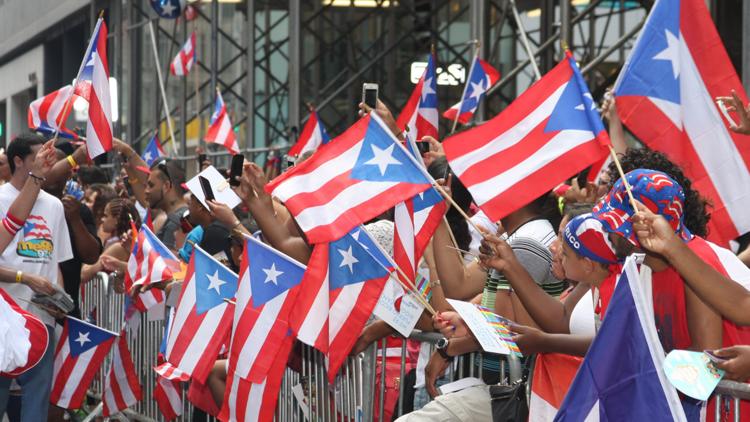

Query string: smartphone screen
199 175 215 201
229 154 244 187
416 141 431 155
362 83 379 109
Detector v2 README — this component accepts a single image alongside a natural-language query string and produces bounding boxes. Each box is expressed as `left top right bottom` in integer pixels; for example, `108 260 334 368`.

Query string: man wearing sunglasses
145 159 188 251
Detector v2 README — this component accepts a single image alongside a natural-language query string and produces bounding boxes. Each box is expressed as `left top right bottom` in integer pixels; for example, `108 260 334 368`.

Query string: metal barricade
713 380 750 422
78 276 521 421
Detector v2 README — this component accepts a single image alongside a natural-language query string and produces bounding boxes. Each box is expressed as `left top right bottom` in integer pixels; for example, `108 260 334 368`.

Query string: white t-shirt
468 210 497 262
569 288 597 336
0 183 73 325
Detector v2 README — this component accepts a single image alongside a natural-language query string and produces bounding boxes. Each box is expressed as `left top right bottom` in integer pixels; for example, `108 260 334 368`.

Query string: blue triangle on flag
193 247 239 315
615 0 680 104
67 317 116 358
246 237 306 308
350 117 432 184
328 230 391 290
413 187 443 212
544 61 605 134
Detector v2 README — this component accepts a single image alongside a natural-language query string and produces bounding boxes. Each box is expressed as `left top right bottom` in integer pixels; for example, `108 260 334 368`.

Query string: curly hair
106 199 142 238
606 147 710 237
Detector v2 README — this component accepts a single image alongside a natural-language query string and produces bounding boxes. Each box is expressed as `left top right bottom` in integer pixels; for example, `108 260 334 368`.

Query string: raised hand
716 90 750 135
478 233 515 273
631 199 681 255
30 140 57 178
207 200 239 228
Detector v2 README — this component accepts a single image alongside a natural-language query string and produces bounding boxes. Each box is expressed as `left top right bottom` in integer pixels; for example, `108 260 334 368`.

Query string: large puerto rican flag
444 53 610 222
267 113 433 243
396 53 439 141
614 0 750 246
165 245 238 383
50 317 118 409
74 17 112 159
287 108 331 157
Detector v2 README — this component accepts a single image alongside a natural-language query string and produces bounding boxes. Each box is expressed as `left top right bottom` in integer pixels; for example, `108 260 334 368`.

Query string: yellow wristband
15 271 22 284
66 155 78 168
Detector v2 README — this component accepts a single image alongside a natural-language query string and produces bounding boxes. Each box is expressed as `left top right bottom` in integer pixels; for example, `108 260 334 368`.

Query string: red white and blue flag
74 18 112 159
267 113 433 243
614 0 750 246
396 54 439 141
555 257 687 421
141 133 166 167
170 32 196 76
205 91 239 154
444 53 610 222
102 332 143 417
393 136 446 308
226 235 306 384
154 362 186 421
50 317 117 409
27 85 79 139
125 226 180 312
442 57 500 125
290 226 392 380
220 336 294 422
165 245 238 383
288 108 331 157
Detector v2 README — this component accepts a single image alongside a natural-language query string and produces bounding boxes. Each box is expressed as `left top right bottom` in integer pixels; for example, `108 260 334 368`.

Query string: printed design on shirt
17 215 54 260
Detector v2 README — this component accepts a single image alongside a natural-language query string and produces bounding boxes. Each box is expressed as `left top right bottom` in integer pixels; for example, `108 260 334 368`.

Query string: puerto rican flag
125 226 180 312
555 257 687 421
50 317 117 409
165 245 238 383
392 135 446 315
290 226 392 381
528 353 582 421
74 18 112 159
287 108 331 157
27 85 79 139
141 133 166 167
102 332 143 417
205 91 240 154
226 235 306 384
396 53 439 141
442 56 500 125
154 362 186 421
220 335 294 422
267 113 433 243
170 32 196 76
444 53 610 222
614 0 750 246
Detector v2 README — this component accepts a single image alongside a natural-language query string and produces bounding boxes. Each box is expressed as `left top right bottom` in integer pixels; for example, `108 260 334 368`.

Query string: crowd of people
0 86 748 422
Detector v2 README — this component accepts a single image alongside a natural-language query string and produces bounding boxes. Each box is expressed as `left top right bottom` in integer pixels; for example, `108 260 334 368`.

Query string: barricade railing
713 380 750 422
77 272 525 421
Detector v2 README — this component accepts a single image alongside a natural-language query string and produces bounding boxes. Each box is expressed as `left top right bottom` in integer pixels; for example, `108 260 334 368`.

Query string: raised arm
0 140 56 250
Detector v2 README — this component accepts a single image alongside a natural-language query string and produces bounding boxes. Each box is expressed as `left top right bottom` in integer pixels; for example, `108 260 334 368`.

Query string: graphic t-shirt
0 183 73 325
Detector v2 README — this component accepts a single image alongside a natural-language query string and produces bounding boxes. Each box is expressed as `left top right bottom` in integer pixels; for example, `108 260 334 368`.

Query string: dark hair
427 156 472 252
529 192 562 235
106 199 142 237
7 133 46 174
78 165 110 186
151 159 186 191
562 202 594 220
606 147 710 237
89 183 118 223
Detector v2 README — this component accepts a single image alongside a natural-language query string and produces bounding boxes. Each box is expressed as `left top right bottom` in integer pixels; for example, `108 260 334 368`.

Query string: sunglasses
153 159 172 184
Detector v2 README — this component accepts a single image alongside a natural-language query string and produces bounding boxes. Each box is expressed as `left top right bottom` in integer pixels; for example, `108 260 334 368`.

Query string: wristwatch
435 337 452 360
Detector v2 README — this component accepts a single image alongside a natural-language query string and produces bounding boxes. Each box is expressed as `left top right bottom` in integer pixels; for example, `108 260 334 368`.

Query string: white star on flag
143 151 152 162
85 52 97 68
338 246 359 273
161 2 177 15
262 263 284 285
421 77 435 103
468 81 486 101
575 93 597 111
75 331 91 347
206 270 226 294
365 144 401 176
653 29 680 79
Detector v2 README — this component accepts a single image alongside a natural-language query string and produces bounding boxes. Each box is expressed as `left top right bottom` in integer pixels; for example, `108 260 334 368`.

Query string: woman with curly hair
81 199 141 288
